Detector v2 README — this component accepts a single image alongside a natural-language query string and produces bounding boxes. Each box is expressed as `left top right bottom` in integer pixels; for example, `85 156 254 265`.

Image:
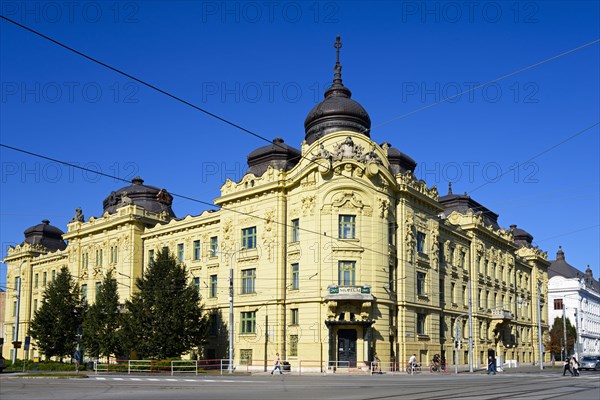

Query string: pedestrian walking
562 358 573 376
571 356 580 376
373 353 382 374
271 352 282 375
486 356 496 375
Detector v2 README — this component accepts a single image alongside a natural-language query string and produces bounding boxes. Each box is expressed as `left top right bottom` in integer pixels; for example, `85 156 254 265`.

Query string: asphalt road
1 370 599 400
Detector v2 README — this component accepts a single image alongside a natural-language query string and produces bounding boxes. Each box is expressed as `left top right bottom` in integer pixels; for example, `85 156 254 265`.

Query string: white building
548 246 600 356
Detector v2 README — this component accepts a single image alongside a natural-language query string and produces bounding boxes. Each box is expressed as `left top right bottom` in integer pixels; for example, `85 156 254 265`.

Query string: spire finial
332 35 343 86
448 182 453 195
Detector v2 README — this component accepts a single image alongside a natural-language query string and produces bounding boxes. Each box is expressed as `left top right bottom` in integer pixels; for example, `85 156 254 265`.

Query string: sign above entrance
327 285 373 301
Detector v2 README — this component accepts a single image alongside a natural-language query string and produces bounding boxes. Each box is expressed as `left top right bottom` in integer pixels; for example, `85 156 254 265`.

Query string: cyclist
408 354 417 374
431 353 441 372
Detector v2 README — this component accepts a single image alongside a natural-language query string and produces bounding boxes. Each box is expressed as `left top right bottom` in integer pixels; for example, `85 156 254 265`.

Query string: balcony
491 309 513 321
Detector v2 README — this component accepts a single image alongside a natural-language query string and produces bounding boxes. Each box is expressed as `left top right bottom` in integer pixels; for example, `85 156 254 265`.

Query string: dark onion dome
247 138 301 177
304 36 371 145
509 224 534 248
23 219 67 251
438 183 500 229
102 176 176 218
382 142 417 174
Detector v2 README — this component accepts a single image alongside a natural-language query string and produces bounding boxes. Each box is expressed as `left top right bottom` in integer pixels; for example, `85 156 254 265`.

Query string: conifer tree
123 249 207 359
82 270 122 361
29 266 82 361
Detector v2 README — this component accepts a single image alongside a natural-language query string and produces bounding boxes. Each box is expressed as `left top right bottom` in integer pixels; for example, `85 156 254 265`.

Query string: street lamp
12 260 26 364
228 247 245 374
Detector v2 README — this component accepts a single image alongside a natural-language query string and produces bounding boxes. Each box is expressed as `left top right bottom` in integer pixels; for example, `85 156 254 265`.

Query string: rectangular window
81 284 87 303
210 275 218 298
338 261 356 286
449 247 455 265
439 278 445 304
43 272 47 287
439 244 445 265
148 249 155 267
110 246 118 264
209 313 218 336
34 299 38 311
417 313 426 335
241 269 256 294
289 335 298 357
177 243 184 262
291 308 299 325
417 271 426 296
553 298 564 310
96 249 103 266
242 227 257 249
388 222 396 246
51 270 56 282
451 282 456 304
460 251 466 269
463 285 467 306
338 215 356 239
240 349 252 365
416 232 426 253
13 301 17 316
241 311 256 334
14 276 19 291
210 236 218 257
193 277 200 292
291 263 299 290
193 240 201 260
95 281 101 295
478 289 483 309
291 219 300 242
34 273 39 288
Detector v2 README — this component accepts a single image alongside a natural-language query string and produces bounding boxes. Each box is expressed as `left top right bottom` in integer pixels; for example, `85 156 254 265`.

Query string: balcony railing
491 309 513 320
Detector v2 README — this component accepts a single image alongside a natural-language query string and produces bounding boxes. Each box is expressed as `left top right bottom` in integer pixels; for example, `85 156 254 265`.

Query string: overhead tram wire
363 38 600 134
0 143 392 260
0 17 404 256
0 15 392 200
4 18 595 258
4 16 594 217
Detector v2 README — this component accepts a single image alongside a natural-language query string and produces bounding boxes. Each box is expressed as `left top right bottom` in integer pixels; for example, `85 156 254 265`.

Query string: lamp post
228 247 245 374
12 260 26 364
537 281 544 370
562 307 567 361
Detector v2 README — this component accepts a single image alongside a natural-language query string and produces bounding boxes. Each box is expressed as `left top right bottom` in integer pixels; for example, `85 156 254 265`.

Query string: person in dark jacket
563 358 573 376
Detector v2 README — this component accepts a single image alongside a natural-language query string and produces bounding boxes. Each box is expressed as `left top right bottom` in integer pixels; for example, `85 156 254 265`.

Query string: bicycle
405 362 421 374
429 362 447 373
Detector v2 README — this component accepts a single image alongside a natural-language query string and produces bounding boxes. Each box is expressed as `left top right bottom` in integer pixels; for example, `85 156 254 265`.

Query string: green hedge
5 359 90 371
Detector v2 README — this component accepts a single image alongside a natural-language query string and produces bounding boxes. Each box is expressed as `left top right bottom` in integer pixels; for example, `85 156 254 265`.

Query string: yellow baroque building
2 39 550 371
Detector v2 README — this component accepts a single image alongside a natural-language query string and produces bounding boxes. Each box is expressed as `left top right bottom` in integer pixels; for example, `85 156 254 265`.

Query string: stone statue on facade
70 207 85 223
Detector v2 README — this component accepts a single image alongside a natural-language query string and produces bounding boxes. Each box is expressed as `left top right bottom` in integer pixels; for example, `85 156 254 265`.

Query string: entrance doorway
337 329 357 368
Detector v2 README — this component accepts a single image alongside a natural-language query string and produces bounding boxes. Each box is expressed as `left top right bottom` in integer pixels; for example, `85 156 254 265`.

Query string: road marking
130 378 141 381
147 378 159 381
96 377 106 380
113 378 124 380
165 379 177 381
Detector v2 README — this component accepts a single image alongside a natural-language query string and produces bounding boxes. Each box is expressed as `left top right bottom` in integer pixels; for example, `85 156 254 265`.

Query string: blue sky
1 0 599 290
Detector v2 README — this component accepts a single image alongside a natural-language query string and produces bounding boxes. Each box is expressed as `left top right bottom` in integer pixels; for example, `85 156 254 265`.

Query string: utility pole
228 248 245 374
562 307 567 361
537 281 544 370
11 261 25 364
468 279 473 373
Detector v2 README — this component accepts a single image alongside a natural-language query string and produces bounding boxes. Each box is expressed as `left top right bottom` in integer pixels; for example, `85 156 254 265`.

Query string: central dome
304 37 371 145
